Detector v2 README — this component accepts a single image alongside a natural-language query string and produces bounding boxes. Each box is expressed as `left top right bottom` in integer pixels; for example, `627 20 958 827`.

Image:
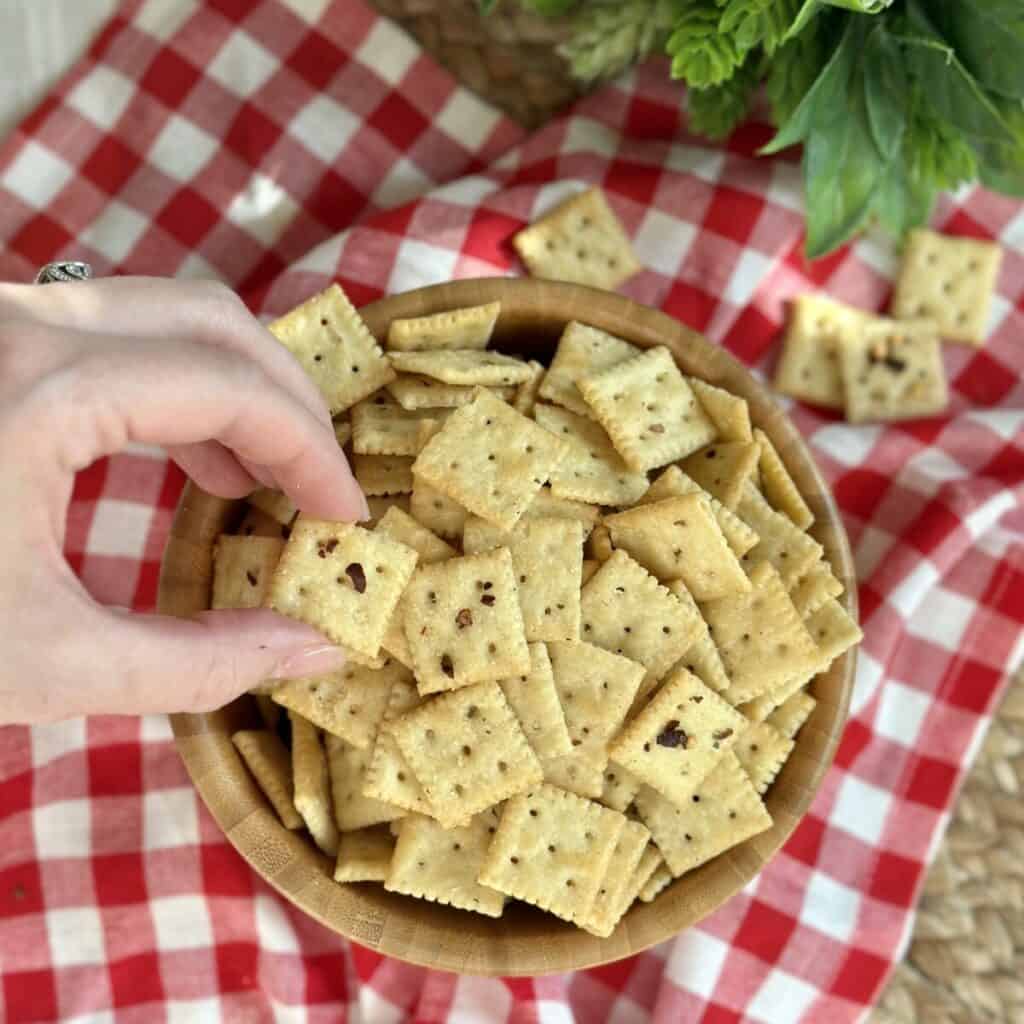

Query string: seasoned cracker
363 677 432 815
609 668 745 807
891 228 1002 345
635 752 772 876
268 284 395 414
463 517 583 644
364 495 411 528
734 720 794 795
333 826 395 883
387 301 500 352
412 389 567 531
739 668 817 724
387 374 478 410
381 592 413 669
753 428 814 530
513 188 642 290
605 495 750 598
700 561 820 704
249 488 297 526
738 483 823 586
639 860 673 903
231 730 302 830
325 734 405 831
666 580 732 695
238 506 291 540
580 819 651 937
290 713 340 856
679 442 760 510
537 322 639 418
522 488 600 534
374 505 456 565
389 350 533 388
390 682 543 828
352 401 428 457
212 535 283 610
540 754 606 798
410 476 469 540
631 847 666 905
498 643 572 760
688 377 753 443
478 784 626 925
805 598 863 666
514 359 545 416
353 454 415 496
386 810 505 917
580 550 702 688
600 762 643 813
266 519 418 662
578 347 718 471
533 403 648 506
838 318 947 424
767 690 817 739
789 560 843 618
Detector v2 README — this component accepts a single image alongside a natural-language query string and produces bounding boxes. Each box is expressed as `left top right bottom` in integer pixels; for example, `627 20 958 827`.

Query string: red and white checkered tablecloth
1 1 1023 1020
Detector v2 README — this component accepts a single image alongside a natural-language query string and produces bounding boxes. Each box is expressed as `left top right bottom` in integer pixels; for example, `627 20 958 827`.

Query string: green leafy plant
484 0 1024 258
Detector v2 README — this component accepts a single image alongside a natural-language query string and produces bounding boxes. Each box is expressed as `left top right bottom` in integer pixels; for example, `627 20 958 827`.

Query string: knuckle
189 647 247 712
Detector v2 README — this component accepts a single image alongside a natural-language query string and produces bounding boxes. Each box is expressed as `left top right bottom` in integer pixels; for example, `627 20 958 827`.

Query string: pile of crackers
218 281 861 938
775 228 1003 422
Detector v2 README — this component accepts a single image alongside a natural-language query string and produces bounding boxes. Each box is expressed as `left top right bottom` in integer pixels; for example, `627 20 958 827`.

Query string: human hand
0 276 368 724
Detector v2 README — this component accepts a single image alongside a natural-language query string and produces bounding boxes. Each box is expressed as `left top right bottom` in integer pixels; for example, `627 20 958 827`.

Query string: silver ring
34 261 93 285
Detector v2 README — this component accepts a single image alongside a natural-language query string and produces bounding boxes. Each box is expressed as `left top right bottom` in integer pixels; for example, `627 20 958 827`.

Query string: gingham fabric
1 1 1022 1021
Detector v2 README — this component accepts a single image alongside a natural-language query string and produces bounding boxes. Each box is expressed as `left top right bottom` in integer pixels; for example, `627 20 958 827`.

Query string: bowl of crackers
161 275 861 975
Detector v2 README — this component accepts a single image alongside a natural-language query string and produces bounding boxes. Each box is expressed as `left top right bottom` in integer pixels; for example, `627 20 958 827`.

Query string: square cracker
640 861 673 903
271 660 405 749
412 389 567 531
891 228 1002 345
231 730 302 830
463 517 584 644
772 294 867 409
700 561 820 704
385 810 505 917
364 677 432 815
789 560 843 618
737 483 823 586
609 668 745 808
325 734 405 831
523 488 600 534
374 505 455 565
478 783 627 925
410 476 469 541
389 350 533 388
605 495 750 599
739 668 817 724
290 713 340 856
387 301 500 352
805 598 863 666
364 495 411 528
354 454 414 496
580 550 702 689
581 560 601 586
387 375 478 410
513 188 643 290
237 506 291 541
634 752 772 876
580 819 651 937
541 754 606 799
514 360 545 416
352 401 428 457
402 547 530 694
767 690 817 739
334 826 395 883
734 720 794 796
838 318 947 424
753 428 814 530
679 442 760 510
666 580 732 695
498 642 572 760
533 403 649 507
266 519 418 662
538 322 639 418
389 681 543 828
578 346 718 472
212 535 283 610
249 488 297 526
688 377 753 443
600 762 643 813
268 284 395 414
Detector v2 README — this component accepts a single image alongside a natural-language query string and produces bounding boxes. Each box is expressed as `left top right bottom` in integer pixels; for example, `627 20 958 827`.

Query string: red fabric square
0 862 44 918
88 743 142 798
732 900 798 964
157 188 220 248
216 941 259 993
586 955 639 991
833 468 890 522
904 499 963 558
80 135 141 195
703 185 763 247
700 1003 742 1024
784 813 826 868
833 720 872 771
869 850 923 907
605 159 662 208
940 657 1001 714
139 47 201 109
662 280 718 333
208 0 254 22
723 304 777 365
109 952 165 1008
955 350 1018 406
201 843 253 899
830 947 889 1004
10 213 72 267
308 169 365 232
304 953 349 1004
4 969 58 1024
369 93 429 152
287 29 348 91
0 770 33 822
904 753 958 810
224 101 282 166
461 209 521 269
624 96 679 140
93 853 148 906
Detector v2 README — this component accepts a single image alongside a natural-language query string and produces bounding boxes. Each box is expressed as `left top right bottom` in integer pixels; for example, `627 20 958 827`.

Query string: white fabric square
33 799 91 859
226 172 301 247
876 679 932 748
373 156 433 210
833 773 893 846
140 713 173 742
387 238 459 293
724 248 772 307
254 892 300 954
357 987 407 1024
167 1000 223 1024
606 996 650 1024
812 423 882 468
664 143 724 184
910 447 968 484
536 1004 576 1024
2 140 72 206
634 207 693 278
151 894 214 950
87 499 154 559
801 871 861 943
435 90 502 153
765 161 803 213
46 906 105 967
175 252 221 281
433 175 498 210
748 967 819 1023
31 718 86 768
665 928 730 998
854 524 893 580
967 409 1024 442
888 559 940 619
289 94 361 164
66 67 135 128
906 585 975 650
851 650 885 718
278 0 332 21
135 0 194 40
206 31 279 96
965 488 1016 541
357 19 419 85
148 114 218 181
449 975 511 1023
561 116 618 157
143 787 200 851
81 199 149 263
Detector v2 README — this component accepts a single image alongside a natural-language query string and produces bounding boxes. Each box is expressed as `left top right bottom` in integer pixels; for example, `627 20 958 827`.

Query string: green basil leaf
785 0 823 43
928 1 1024 100
863 23 906 158
478 0 499 13
873 139 935 236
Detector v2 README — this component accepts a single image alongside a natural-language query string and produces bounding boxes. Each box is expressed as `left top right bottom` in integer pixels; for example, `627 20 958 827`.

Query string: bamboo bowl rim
160 278 857 976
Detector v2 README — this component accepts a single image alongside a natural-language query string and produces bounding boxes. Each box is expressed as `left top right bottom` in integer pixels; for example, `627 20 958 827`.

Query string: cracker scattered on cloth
688 377 753 443
212 535 283 610
609 668 745 807
353 454 415 496
402 547 530 693
363 677 432 815
237 506 291 540
679 441 760 510
389 350 533 388
334 826 395 883
266 519 418 662
666 580 732 696
290 713 340 856
231 730 302 830
412 389 567 531
478 783 627 925
634 752 771 877
789 560 844 618
410 476 470 540
374 505 456 565
513 188 643 290
514 360 545 416
578 346 718 471
386 809 505 917
737 483 823 586
390 681 543 828
753 428 814 531
838 317 948 423
767 690 817 739
325 734 405 831
891 228 1002 346
605 495 750 599
772 294 867 409
533 403 649 507
537 321 639 418
580 819 651 938
268 283 395 414
600 762 643 813
463 517 583 644
352 401 429 457
249 488 298 526
498 643 573 760
387 301 500 352
733 720 794 796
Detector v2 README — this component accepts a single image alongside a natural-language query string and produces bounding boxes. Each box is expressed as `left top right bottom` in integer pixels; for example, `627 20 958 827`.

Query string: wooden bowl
160 278 856 976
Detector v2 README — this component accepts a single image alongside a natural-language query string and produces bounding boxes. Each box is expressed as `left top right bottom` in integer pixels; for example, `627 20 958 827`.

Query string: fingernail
270 643 346 680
